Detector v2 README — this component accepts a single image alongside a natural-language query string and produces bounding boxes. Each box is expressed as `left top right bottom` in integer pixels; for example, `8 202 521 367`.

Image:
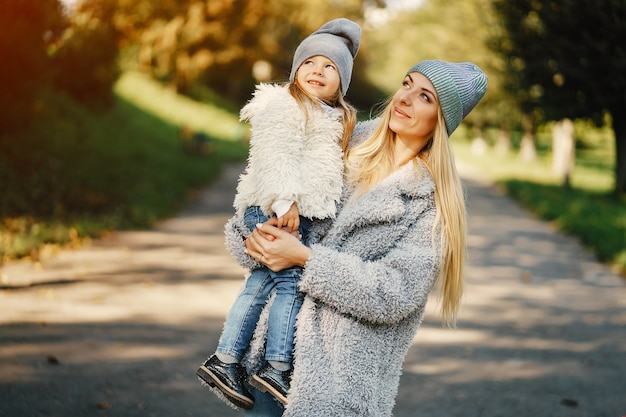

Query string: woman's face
388 72 439 151
295 55 341 102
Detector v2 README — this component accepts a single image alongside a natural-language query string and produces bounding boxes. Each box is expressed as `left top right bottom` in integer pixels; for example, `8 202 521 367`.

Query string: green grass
114 72 247 142
451 131 626 276
0 73 248 263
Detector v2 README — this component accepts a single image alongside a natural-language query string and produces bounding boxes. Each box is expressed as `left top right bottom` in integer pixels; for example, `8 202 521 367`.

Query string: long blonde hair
345 102 466 327
288 81 357 153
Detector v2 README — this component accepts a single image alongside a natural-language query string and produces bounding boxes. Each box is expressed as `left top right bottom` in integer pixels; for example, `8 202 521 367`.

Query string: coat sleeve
297 206 441 325
223 214 261 271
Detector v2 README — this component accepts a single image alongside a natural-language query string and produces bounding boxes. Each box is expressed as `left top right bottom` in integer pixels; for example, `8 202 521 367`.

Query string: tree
490 0 626 195
0 0 66 131
51 0 121 106
114 0 367 104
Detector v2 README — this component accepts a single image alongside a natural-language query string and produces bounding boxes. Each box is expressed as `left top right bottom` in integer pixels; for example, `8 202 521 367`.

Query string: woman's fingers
244 238 262 260
245 227 268 257
255 223 282 239
256 222 278 241
245 223 280 257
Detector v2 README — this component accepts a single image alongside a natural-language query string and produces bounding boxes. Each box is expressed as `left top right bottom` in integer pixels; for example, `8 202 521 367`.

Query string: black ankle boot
196 355 254 410
249 362 291 405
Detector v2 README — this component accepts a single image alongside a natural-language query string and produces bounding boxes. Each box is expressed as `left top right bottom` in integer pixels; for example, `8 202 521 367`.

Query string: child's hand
276 204 300 232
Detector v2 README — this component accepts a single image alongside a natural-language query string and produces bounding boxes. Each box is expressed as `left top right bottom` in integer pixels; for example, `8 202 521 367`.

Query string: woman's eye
421 93 431 102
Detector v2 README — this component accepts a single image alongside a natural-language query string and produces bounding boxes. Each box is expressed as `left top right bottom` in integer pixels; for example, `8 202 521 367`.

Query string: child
196 18 361 410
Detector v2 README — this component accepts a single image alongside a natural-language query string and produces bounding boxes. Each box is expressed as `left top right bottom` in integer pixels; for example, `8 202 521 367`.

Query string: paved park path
1 162 624 417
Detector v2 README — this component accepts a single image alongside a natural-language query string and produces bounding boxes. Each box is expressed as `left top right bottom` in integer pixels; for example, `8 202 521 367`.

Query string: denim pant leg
241 207 309 362
264 216 310 363
217 207 273 360
243 206 270 234
264 266 304 363
216 268 274 361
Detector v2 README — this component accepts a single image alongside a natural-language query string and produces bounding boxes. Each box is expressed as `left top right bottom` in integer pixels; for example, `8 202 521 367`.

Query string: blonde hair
344 98 395 190
425 110 466 327
345 102 466 327
288 79 357 153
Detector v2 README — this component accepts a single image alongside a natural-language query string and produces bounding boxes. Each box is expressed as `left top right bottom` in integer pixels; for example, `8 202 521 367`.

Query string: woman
224 60 488 417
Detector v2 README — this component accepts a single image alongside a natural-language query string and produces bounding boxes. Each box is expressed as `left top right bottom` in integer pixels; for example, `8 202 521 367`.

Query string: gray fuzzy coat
224 120 442 417
234 83 344 219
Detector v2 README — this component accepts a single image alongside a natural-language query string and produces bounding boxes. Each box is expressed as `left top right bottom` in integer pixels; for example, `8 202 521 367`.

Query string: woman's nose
398 91 411 105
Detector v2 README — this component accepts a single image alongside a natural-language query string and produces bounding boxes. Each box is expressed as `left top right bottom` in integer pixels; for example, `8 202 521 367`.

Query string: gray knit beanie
406 60 488 136
289 18 361 96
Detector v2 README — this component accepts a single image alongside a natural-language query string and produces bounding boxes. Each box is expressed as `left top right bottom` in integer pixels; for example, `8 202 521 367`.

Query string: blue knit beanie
289 18 361 96
406 60 488 136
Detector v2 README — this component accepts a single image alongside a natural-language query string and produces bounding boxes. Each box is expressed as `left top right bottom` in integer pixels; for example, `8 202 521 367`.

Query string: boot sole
249 374 288 405
196 365 254 410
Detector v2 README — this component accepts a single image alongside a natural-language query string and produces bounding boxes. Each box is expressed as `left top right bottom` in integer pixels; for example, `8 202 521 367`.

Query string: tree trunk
519 115 537 162
470 126 488 155
495 127 511 156
611 109 626 197
552 118 575 189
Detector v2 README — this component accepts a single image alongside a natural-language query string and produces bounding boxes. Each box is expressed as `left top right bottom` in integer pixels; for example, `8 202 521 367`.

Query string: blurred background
0 0 624 275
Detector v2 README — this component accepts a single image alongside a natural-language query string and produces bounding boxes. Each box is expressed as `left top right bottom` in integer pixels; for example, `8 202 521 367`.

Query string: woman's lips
393 107 410 118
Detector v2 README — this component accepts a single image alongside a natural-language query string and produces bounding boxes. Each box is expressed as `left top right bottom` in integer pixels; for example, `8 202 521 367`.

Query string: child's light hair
288 79 356 154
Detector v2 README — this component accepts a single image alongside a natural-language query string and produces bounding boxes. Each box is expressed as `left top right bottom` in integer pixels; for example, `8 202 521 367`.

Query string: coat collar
332 160 436 231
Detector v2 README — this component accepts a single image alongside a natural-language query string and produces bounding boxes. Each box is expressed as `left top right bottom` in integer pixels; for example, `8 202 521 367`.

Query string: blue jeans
217 206 310 363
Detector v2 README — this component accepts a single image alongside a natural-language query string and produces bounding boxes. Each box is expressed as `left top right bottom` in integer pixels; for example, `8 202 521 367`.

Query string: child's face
295 55 341 101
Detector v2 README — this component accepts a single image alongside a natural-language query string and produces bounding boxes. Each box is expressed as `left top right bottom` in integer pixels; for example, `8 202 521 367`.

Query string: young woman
196 18 360 410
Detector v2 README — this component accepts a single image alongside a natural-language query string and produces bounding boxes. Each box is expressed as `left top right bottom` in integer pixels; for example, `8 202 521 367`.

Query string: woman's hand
245 222 311 272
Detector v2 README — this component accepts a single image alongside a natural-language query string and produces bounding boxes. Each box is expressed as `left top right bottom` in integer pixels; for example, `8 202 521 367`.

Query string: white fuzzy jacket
224 119 442 417
234 83 344 219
